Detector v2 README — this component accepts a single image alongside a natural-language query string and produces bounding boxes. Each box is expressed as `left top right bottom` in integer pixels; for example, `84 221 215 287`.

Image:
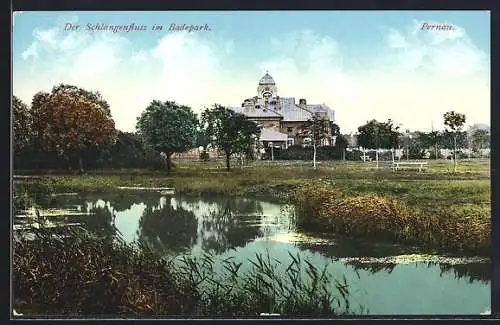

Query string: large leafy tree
136 100 199 172
443 111 466 172
201 104 260 171
106 131 148 168
31 84 117 172
357 119 400 150
12 96 33 157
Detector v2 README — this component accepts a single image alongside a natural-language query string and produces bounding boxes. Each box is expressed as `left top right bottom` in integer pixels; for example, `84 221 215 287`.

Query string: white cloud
16 20 239 132
377 20 489 77
14 21 489 134
256 28 488 133
259 29 357 101
387 29 410 49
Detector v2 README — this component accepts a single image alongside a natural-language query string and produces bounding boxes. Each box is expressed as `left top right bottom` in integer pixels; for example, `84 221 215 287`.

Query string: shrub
199 151 210 162
274 146 343 161
345 150 362 161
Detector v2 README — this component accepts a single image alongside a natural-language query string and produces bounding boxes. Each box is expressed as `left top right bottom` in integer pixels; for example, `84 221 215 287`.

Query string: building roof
231 106 281 118
260 129 288 142
230 97 335 122
259 72 276 85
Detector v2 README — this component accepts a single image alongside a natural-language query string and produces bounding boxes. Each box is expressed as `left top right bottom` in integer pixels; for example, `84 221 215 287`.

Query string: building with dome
230 72 336 150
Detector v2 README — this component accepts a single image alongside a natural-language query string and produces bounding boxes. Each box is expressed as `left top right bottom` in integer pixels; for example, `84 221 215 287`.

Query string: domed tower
257 71 278 100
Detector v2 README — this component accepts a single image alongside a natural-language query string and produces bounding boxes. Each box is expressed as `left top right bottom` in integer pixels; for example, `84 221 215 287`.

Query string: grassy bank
13 226 352 317
292 183 490 256
13 160 490 254
14 160 490 209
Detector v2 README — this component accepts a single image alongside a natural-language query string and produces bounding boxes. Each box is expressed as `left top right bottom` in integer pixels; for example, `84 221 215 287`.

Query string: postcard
12 10 491 318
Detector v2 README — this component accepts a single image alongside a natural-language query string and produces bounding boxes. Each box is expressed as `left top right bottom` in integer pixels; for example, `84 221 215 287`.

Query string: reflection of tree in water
178 196 264 216
78 204 117 239
342 259 490 284
345 261 398 274
434 262 490 284
137 203 198 255
88 194 164 212
347 261 490 284
224 197 264 216
297 236 419 260
297 241 490 283
198 200 263 254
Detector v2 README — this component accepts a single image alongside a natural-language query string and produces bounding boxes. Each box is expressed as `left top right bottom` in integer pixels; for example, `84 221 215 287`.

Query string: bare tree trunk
454 136 457 172
78 156 84 174
225 151 231 171
166 152 174 172
313 142 317 170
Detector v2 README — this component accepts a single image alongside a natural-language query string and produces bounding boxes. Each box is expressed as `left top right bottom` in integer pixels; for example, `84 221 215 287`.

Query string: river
19 192 491 315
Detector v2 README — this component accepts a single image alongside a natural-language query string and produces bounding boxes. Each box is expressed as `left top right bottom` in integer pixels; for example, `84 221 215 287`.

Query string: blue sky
13 11 490 133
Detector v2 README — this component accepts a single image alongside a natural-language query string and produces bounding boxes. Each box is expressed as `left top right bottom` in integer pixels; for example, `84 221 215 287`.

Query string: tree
31 84 117 172
443 111 466 172
299 114 332 170
335 135 349 161
417 131 442 160
12 96 33 158
136 100 199 172
471 129 490 152
439 130 467 150
357 119 400 150
196 129 211 162
52 84 112 115
201 104 260 171
106 131 148 168
329 122 348 161
357 119 400 164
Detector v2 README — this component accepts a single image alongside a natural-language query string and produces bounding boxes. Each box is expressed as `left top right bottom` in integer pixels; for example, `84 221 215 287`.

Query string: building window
287 127 293 133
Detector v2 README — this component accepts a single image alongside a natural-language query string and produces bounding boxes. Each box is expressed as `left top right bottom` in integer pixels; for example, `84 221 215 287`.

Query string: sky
12 11 490 134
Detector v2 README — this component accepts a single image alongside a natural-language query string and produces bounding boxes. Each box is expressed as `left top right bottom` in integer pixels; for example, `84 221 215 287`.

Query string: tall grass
13 222 353 317
292 183 490 255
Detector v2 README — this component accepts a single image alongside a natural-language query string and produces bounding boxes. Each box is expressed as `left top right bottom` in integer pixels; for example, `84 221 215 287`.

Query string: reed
13 223 353 317
292 183 490 255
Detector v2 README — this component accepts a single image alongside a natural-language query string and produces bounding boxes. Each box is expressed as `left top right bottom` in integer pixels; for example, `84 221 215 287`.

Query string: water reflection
137 197 198 255
435 262 490 284
164 196 266 255
299 240 491 285
30 193 490 314
81 200 117 239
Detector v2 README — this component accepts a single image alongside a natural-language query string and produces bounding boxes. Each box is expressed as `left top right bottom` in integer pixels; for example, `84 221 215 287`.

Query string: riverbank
292 183 490 256
13 159 490 255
